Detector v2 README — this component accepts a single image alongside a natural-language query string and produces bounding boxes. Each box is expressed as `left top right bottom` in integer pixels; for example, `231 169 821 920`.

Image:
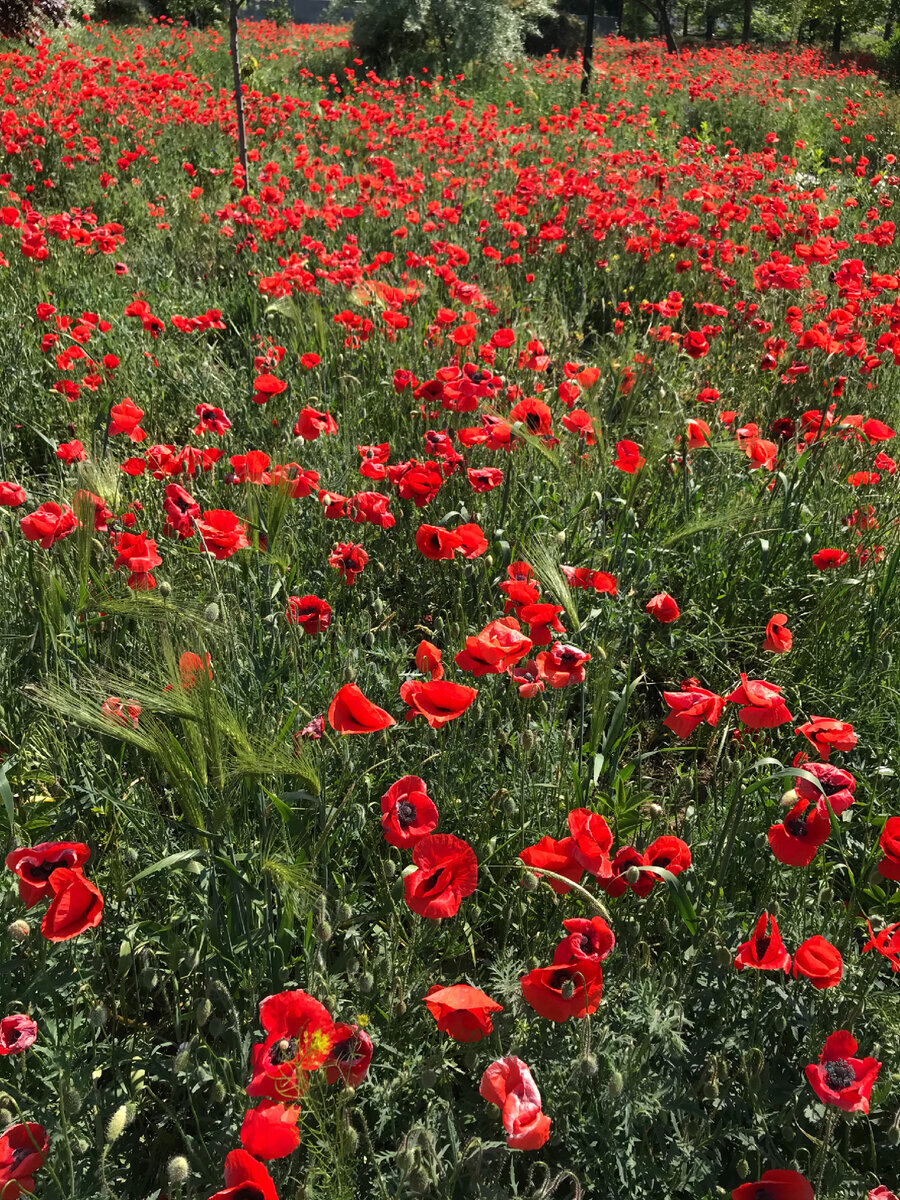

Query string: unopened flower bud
735 1159 750 1180
7 920 30 942
624 865 641 885
781 788 798 807
606 1070 624 1097
167 1155 190 1185
158 581 172 598
106 1103 134 1144
560 979 576 1000
578 1053 599 1077
521 870 540 892
203 602 219 623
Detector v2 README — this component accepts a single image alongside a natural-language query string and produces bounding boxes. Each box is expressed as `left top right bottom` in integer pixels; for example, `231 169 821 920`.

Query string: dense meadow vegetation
1 16 900 1199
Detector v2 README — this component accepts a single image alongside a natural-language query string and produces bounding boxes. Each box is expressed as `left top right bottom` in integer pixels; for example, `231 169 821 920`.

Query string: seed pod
195 998 213 1028
167 1156 190 1185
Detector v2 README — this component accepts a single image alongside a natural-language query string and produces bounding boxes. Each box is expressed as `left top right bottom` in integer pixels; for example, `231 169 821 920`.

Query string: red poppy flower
240 1101 300 1160
812 548 848 569
20 502 77 549
732 1170 813 1200
869 1189 898 1200
553 916 615 965
403 833 478 919
795 716 857 760
0 1014 37 1055
415 640 443 680
196 510 250 560
208 1149 279 1200
535 643 590 688
562 408 597 444
390 460 444 507
517 602 565 646
795 762 856 817
685 418 710 449
877 816 900 880
163 483 200 538
108 397 147 442
399 680 477 728
519 836 584 894
6 842 91 907
646 592 680 623
246 989 335 1102
454 618 532 676
763 613 792 654
328 684 395 735
40 867 104 942
194 403 232 436
101 696 141 728
863 919 900 972
805 1030 881 1114
567 808 613 877
662 683 725 738
768 798 831 867
179 651 213 690
508 659 544 698
726 675 792 729
561 565 618 595
294 406 338 440
323 1023 372 1087
415 524 461 560
0 483 26 508
454 522 488 559
328 542 368 585
479 1057 551 1151
734 912 791 973
285 595 332 635
112 530 163 590
381 776 438 848
424 983 502 1042
56 439 87 464
252 373 287 405
793 936 842 989
0 1122 47 1185
613 439 645 472
467 467 503 492
520 960 603 1022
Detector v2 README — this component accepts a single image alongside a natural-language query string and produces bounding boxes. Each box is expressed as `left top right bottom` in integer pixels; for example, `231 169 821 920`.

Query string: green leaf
0 757 15 834
636 865 698 935
126 850 203 887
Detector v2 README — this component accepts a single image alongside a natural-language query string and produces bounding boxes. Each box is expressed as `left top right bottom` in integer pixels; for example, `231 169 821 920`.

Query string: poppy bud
556 530 566 544
195 998 212 1027
173 1044 191 1074
203 602 219 623
607 1070 624 1097
715 946 731 968
0 1109 12 1128
881 651 893 672
316 921 333 943
158 581 172 598
502 794 517 817
887 1113 900 1145
167 1156 190 1185
647 803 663 818
358 971 375 994
384 858 398 879
365 632 375 648
393 999 407 1018
484 555 493 567
781 789 798 807
7 919 30 942
64 1087 83 1116
0 531 7 550
578 1053 599 1077
345 1125 359 1153
818 885 833 905
139 967 158 990
702 1081 719 1100
373 598 385 616
344 665 357 683
521 730 536 753
90 1004 109 1028
521 870 540 892
106 1103 134 1144
624 865 641 885
735 1159 750 1179
409 1167 430 1195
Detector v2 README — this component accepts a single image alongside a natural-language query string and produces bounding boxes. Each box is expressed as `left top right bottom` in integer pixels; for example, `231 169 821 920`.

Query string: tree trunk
229 0 249 197
658 0 678 52
581 0 598 96
741 0 751 42
704 2 714 40
682 3 689 37
831 4 842 56
615 0 624 34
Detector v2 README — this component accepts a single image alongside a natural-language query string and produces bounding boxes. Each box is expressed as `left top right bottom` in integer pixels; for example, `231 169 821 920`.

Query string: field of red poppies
1 16 900 1200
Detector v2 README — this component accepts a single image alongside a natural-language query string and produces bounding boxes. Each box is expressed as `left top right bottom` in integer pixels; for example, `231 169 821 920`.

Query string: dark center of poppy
754 934 771 958
10 1145 36 1168
24 853 74 882
471 370 487 383
525 411 542 432
558 650 578 666
329 1034 357 1062
754 1189 776 1200
823 1059 855 1091
549 968 572 991
396 800 417 830
579 934 594 952
785 816 808 837
820 778 844 796
269 1036 299 1065
653 855 672 869
230 1188 266 1200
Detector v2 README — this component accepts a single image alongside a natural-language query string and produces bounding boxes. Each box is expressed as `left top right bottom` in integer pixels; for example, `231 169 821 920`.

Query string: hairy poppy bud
139 967 158 990
358 972 375 994
578 1053 599 1077
561 979 576 1000
702 1080 719 1100
383 858 398 879
315 921 333 944
210 1080 226 1104
7 919 30 942
409 1167 430 1196
337 902 352 922
365 632 375 648
714 945 731 968
887 1113 900 1145
607 1070 624 1097
343 665 357 683
881 651 893 672
106 1103 134 1144
521 870 540 892
556 530 566 544
781 789 797 807
735 1160 750 1179
167 1156 190 1185
344 1125 359 1153
373 598 385 617
195 998 212 1027
65 1087 83 1116
393 998 407 1018
397 1148 417 1173
90 1004 109 1029
158 581 172 598
173 1044 191 1074
0 1109 12 1128
647 803 663 818
207 978 233 1009
521 730 536 753
624 865 641 885
203 602 219 623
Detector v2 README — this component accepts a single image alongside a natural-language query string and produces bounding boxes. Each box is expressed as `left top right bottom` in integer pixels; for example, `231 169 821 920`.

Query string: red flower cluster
5 842 104 942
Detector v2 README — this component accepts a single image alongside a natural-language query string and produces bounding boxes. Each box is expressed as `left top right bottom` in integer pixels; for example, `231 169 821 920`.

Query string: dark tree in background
0 0 69 40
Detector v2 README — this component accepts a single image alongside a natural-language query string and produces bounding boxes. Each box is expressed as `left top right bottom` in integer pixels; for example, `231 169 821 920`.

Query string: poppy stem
813 1107 837 1192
